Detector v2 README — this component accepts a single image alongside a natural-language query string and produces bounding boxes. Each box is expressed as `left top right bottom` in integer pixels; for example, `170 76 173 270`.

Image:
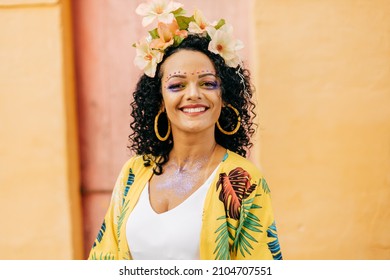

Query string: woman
88 0 282 260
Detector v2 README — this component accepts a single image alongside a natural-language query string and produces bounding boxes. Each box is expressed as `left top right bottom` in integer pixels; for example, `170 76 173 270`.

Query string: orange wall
0 0 82 259
253 0 390 259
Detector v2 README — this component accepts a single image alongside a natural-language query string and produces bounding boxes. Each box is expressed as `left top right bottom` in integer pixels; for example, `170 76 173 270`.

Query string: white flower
188 9 210 34
134 40 163 77
135 0 183 27
208 24 244 67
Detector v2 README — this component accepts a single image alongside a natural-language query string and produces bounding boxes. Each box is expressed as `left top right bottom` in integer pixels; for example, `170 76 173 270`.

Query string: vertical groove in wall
60 0 83 259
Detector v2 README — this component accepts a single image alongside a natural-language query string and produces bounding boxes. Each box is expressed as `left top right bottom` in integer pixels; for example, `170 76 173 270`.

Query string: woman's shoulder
117 154 147 175
121 154 144 167
112 154 150 195
222 150 265 179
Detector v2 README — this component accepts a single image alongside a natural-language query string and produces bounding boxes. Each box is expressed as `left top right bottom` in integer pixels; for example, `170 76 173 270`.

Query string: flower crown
134 0 244 77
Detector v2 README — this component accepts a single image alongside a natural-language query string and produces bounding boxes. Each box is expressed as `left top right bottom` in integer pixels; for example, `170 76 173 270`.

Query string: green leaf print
214 194 263 259
261 178 270 194
232 198 262 257
90 252 115 260
117 200 130 239
214 216 232 260
214 168 264 259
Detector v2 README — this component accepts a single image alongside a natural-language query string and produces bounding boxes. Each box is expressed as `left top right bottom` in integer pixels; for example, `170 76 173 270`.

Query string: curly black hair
129 34 256 175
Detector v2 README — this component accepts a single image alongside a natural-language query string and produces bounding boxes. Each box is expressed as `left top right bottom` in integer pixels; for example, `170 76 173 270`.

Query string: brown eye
167 83 185 92
201 81 220 89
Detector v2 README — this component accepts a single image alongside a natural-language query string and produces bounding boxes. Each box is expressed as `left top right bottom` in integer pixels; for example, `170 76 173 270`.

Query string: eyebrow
199 73 217 78
166 74 186 81
166 73 217 82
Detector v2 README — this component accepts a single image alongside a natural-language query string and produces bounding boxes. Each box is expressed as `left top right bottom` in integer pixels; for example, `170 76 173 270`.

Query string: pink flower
135 0 183 27
150 20 188 50
208 24 244 67
134 40 163 77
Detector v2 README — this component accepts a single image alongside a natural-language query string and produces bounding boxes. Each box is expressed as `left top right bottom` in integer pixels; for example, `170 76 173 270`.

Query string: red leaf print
216 167 256 220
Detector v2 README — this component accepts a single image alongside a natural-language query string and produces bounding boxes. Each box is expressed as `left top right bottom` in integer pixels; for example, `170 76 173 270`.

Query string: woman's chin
173 123 215 136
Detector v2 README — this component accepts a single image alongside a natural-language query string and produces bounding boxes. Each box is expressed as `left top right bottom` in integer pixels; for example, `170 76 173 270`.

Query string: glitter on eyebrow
165 70 216 80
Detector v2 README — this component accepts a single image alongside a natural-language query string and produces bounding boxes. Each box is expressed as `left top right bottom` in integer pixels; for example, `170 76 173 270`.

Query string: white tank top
126 166 219 260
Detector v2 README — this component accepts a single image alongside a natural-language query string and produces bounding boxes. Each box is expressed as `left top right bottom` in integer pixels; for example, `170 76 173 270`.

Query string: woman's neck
168 130 219 170
169 141 217 170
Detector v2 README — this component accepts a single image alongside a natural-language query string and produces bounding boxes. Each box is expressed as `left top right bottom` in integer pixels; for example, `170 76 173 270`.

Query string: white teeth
182 107 206 113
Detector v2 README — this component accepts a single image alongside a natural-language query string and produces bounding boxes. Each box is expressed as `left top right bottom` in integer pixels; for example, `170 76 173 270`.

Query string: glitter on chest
156 158 210 197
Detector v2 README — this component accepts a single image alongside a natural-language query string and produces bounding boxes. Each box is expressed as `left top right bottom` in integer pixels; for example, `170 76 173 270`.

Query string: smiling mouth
181 107 208 113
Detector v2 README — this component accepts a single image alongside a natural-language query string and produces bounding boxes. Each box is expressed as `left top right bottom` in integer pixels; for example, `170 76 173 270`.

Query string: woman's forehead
161 50 216 77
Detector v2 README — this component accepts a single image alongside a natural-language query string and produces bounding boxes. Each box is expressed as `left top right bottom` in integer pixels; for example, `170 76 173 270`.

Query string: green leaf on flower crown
173 35 185 47
132 43 136 48
215 19 226 30
149 28 159 39
176 15 195 30
172 7 186 17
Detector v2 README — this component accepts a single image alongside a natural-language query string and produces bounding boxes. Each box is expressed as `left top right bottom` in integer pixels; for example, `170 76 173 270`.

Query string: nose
186 83 201 100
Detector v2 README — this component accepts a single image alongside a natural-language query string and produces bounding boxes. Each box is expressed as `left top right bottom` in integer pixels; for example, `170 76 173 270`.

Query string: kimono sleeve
87 159 133 260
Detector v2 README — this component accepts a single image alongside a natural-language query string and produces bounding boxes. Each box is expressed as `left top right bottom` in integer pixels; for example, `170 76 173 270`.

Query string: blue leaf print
126 168 135 187
222 152 229 162
122 168 135 205
118 168 136 239
92 219 106 248
267 221 282 260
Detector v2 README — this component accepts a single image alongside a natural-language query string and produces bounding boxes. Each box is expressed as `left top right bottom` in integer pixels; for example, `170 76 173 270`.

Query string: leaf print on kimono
261 178 270 194
117 168 135 244
122 168 135 205
232 194 263 257
213 216 234 260
214 167 263 259
216 167 256 220
89 252 115 260
92 219 106 249
267 221 283 260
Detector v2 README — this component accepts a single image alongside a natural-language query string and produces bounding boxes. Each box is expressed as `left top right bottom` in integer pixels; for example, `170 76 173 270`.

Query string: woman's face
160 50 222 136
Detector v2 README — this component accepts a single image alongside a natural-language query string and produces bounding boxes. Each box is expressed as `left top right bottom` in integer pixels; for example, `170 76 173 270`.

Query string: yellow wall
0 0 82 259
253 0 390 259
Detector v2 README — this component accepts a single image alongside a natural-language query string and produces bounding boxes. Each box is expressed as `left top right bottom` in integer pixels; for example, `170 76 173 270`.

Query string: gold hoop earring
216 104 241 135
154 110 171 141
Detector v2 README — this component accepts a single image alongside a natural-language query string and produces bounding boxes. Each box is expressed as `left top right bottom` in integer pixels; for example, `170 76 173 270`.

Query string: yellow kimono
88 150 282 260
